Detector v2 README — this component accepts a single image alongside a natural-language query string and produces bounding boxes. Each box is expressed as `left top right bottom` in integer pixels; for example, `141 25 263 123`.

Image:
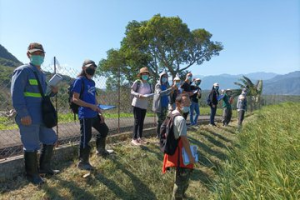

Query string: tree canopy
98 14 223 87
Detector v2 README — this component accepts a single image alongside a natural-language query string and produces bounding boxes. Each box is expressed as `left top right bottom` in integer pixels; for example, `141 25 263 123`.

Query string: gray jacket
237 94 247 111
152 72 173 113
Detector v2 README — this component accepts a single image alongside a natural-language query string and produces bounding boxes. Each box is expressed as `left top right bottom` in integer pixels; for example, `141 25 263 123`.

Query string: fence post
118 65 120 133
54 57 59 146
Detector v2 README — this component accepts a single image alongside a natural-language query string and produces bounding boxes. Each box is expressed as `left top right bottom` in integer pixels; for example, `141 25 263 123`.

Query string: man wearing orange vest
162 94 195 200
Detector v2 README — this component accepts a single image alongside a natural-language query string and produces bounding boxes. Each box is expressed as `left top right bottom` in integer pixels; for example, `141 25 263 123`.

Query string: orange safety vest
162 138 194 173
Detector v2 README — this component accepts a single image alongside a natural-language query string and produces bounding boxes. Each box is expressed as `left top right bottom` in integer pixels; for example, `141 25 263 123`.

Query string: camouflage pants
156 106 168 137
172 168 192 200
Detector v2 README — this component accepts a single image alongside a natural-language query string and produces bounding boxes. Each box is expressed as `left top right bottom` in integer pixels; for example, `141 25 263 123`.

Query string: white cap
213 82 219 87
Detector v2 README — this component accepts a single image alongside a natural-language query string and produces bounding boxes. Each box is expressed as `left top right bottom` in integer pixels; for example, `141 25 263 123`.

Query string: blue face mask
188 76 193 82
196 82 201 85
181 106 190 113
162 77 167 84
142 75 149 81
214 86 219 90
176 82 181 87
30 55 44 66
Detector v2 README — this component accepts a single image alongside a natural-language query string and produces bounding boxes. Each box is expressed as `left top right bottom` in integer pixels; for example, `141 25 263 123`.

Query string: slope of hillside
0 44 22 67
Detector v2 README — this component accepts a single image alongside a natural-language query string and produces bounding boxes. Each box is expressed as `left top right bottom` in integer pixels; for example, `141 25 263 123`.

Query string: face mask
196 82 201 85
181 106 190 113
142 75 149 81
162 77 167 83
176 82 181 87
30 55 44 66
188 76 193 82
86 67 96 76
214 86 219 90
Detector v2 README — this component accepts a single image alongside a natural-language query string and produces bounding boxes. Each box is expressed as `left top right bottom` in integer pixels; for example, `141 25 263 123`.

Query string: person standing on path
153 70 175 138
11 43 59 185
162 94 195 200
222 89 233 126
189 78 202 126
237 88 247 130
208 83 220 126
72 59 111 170
130 67 153 146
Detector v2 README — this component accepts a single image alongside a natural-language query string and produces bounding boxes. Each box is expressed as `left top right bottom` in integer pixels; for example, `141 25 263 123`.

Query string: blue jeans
190 102 200 125
210 106 217 125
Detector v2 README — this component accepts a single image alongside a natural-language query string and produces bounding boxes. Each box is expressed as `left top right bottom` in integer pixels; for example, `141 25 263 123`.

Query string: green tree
98 14 223 85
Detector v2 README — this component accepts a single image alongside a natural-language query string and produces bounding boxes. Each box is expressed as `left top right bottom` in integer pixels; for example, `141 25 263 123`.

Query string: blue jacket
11 64 48 124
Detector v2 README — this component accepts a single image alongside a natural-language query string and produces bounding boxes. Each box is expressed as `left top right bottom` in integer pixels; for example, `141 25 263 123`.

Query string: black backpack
206 93 211 105
160 112 181 155
68 78 84 119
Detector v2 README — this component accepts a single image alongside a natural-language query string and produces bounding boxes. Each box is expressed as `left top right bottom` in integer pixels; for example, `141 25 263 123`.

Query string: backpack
159 112 181 155
68 78 84 119
130 79 153 101
206 93 211 105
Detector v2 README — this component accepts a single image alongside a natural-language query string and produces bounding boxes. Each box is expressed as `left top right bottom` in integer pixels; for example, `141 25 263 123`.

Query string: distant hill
0 44 22 67
197 72 278 90
263 71 300 95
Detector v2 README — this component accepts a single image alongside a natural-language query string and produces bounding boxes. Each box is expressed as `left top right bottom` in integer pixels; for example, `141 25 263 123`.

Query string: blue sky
0 0 299 76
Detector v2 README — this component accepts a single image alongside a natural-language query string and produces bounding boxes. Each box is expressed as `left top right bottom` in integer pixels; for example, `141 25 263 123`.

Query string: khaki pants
172 168 192 200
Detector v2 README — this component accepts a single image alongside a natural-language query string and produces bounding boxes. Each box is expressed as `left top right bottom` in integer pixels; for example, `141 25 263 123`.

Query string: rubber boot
77 146 93 170
39 144 60 176
96 137 111 157
24 151 44 185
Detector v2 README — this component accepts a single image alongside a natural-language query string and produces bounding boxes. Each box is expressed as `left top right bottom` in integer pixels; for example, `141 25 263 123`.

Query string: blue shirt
11 64 47 124
72 76 97 119
161 84 169 108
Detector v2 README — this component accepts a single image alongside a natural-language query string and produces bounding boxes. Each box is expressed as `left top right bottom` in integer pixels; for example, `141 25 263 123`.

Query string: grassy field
1 102 298 199
212 102 300 199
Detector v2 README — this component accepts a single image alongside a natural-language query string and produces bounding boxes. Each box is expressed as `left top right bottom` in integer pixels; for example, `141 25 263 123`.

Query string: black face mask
86 67 96 76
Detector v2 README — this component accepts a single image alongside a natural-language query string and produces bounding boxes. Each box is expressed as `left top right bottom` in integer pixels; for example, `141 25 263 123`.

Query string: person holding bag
11 43 59 185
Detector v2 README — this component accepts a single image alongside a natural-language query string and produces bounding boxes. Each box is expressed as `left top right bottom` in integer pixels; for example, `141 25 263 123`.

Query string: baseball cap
27 43 45 53
82 59 97 68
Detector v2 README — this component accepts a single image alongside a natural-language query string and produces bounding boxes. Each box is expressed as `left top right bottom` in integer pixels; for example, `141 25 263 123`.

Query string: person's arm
11 69 30 118
156 84 174 96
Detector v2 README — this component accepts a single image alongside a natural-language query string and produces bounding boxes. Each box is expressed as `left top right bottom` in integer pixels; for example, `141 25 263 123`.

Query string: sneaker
209 123 217 127
131 139 141 146
138 138 149 145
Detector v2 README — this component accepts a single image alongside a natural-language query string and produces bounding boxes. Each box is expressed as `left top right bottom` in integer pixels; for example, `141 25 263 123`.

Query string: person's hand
212 105 216 108
189 156 195 164
21 115 32 126
138 94 145 99
50 86 58 94
90 104 101 112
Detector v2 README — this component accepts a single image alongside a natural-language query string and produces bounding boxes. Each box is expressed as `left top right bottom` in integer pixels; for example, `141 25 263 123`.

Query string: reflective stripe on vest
24 92 42 98
29 79 38 85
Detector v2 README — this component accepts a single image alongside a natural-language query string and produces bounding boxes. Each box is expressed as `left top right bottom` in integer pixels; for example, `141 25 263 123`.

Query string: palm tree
234 76 263 111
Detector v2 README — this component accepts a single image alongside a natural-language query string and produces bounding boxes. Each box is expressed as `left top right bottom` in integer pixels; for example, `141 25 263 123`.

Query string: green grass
212 102 300 200
0 118 237 199
2 103 297 199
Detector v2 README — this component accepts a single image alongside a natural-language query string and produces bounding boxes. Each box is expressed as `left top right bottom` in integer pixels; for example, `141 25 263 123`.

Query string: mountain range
1 44 299 95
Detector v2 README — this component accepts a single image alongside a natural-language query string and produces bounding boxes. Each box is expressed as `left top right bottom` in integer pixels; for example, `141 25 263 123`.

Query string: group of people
11 43 111 185
10 42 247 199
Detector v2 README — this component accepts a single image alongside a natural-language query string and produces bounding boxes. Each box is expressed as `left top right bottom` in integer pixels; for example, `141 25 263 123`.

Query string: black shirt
190 85 201 103
181 81 191 92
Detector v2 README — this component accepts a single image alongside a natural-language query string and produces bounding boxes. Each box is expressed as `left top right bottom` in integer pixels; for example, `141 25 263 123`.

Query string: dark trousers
133 106 147 139
80 115 109 149
238 110 245 126
210 106 217 125
222 107 232 125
